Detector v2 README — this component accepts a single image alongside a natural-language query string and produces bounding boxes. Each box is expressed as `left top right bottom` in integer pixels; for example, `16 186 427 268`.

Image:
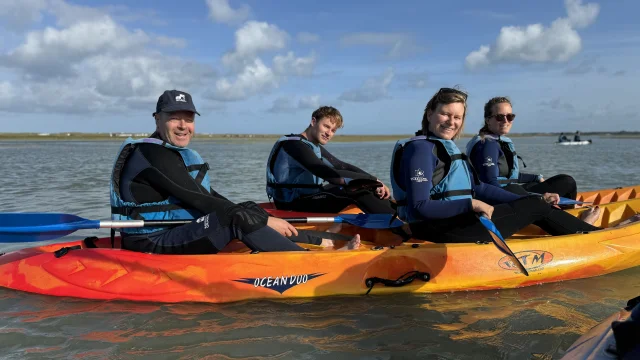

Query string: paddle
0 212 405 243
528 193 592 206
476 214 529 276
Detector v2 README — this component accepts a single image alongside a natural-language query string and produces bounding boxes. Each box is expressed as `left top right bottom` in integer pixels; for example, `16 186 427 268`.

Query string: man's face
155 111 195 147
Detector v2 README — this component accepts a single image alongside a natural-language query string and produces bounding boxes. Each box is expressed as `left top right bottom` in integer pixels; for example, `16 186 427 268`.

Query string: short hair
311 106 344 129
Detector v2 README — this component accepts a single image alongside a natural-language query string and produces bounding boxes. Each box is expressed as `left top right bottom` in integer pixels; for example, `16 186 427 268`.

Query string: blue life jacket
390 134 477 222
466 134 520 187
265 135 327 203
110 137 212 235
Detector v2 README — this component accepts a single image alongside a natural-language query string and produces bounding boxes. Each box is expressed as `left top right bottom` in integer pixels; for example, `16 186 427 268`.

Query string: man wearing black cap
109 90 360 255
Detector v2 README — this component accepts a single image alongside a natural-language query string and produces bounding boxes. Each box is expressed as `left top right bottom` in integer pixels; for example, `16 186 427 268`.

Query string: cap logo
175 94 186 102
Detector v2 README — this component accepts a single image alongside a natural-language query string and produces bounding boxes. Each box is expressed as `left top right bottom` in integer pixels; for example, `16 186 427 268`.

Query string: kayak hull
557 140 592 145
2 199 640 304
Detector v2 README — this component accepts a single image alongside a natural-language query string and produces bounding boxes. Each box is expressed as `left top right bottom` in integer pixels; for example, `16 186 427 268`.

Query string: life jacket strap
266 183 324 189
111 204 188 220
186 162 210 184
430 189 475 200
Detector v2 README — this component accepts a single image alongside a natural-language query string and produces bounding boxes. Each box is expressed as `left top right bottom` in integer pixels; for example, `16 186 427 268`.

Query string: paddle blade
477 215 529 276
0 213 95 243
338 214 405 229
558 197 592 205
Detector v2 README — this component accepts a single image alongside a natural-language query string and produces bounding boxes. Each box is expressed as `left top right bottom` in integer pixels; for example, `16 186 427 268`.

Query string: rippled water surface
1 136 639 359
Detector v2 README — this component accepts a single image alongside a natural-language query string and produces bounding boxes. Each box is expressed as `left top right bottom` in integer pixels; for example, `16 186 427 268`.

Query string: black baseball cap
152 90 201 116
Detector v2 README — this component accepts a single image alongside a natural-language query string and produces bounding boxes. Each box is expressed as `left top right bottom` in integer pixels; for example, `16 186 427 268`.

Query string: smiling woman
388 87 602 244
465 96 580 202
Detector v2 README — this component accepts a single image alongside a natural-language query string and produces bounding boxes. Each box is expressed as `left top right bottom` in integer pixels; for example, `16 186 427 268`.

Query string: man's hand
267 217 299 237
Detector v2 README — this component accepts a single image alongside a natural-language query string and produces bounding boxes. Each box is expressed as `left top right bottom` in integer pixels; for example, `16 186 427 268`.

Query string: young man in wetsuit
110 90 360 254
265 106 395 214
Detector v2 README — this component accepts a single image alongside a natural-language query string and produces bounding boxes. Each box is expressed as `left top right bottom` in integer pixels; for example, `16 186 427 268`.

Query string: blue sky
0 0 638 134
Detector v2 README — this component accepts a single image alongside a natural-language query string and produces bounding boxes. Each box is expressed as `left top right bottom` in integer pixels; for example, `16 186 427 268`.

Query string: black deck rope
365 270 430 295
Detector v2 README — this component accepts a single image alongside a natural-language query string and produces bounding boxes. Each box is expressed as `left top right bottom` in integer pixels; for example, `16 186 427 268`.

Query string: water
1 136 639 359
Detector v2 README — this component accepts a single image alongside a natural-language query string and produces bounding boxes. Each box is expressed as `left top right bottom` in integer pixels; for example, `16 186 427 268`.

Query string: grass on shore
1 132 639 142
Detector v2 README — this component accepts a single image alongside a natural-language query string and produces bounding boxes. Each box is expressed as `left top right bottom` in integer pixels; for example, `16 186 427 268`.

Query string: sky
0 0 638 134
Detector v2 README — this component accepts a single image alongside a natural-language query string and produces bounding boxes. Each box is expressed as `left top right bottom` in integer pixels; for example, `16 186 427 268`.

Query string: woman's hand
267 217 299 237
471 199 494 219
542 193 560 205
375 180 391 199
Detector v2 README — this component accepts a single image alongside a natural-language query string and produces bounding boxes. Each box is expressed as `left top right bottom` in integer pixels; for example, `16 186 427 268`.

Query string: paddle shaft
103 217 342 228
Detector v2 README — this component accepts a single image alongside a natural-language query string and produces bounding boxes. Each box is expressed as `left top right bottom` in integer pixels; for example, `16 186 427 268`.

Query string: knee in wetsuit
221 205 270 234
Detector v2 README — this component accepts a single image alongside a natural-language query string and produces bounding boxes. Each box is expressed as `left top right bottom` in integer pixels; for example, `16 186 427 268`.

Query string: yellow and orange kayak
576 184 640 205
1 198 640 304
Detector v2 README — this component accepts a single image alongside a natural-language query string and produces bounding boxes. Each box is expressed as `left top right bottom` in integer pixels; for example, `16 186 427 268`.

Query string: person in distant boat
390 87 602 243
574 131 582 142
466 96 579 201
110 90 360 255
265 106 395 214
558 132 569 142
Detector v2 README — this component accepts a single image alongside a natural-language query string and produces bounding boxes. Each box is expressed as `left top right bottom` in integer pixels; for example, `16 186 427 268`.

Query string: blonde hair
421 87 468 140
311 106 344 129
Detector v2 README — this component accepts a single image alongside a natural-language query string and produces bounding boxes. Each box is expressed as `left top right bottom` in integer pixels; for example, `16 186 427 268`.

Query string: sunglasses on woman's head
491 113 516 122
437 87 468 101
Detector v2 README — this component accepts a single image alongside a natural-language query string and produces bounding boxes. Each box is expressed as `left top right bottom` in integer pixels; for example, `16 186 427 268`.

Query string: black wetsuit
272 140 396 214
118 141 340 254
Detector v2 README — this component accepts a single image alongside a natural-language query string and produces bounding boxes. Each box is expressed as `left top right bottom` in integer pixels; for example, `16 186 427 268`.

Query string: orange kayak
1 198 640 304
576 184 640 206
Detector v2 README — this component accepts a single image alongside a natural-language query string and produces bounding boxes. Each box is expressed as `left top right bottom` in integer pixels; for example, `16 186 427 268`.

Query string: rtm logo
499 250 553 271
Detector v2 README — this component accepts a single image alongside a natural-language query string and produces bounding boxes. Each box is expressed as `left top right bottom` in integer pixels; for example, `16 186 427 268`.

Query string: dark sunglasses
437 87 468 101
490 113 516 122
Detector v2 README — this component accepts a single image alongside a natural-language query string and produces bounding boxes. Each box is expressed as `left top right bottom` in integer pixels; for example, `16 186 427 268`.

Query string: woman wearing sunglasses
390 88 600 243
465 97 578 201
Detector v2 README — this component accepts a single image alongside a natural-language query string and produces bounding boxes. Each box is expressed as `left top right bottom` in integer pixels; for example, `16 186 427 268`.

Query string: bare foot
579 206 601 225
338 234 361 251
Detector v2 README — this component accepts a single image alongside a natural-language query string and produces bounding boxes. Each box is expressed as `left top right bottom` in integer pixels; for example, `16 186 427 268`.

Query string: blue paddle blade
558 197 592 205
337 214 405 229
0 213 99 243
478 215 529 276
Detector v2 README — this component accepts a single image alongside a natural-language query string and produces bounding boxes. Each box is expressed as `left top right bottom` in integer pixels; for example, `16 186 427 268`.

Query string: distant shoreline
1 132 639 142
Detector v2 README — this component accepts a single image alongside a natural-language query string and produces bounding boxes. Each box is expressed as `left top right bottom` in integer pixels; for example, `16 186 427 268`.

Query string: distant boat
556 139 592 146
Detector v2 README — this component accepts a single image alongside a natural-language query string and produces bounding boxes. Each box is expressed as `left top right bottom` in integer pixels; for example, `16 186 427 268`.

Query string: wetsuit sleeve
470 140 502 187
403 141 473 220
135 145 269 225
280 141 377 184
473 182 523 205
320 147 372 175
209 188 229 201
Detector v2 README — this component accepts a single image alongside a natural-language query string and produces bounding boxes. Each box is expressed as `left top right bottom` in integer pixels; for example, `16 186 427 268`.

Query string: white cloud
0 0 47 31
0 2 216 114
273 51 316 76
340 32 424 59
1 16 149 78
268 95 320 113
296 32 320 44
339 68 394 103
222 21 289 70
208 58 278 101
206 0 251 25
465 0 599 70
298 95 320 109
268 97 295 113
